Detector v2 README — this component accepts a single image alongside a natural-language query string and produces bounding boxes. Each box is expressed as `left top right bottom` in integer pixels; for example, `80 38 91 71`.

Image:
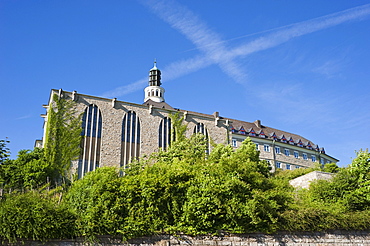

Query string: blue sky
1 0 370 166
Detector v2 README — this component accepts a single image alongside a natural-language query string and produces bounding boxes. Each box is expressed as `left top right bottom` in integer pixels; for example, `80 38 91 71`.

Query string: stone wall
7 231 370 246
289 171 334 189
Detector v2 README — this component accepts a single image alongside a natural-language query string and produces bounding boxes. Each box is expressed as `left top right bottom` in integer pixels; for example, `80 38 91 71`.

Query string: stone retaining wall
5 231 370 246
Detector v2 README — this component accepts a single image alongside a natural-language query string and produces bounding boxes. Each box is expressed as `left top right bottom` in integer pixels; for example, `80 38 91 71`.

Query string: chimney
254 120 261 128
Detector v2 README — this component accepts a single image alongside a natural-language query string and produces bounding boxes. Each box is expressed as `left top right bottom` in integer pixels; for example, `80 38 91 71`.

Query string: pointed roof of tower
150 60 159 71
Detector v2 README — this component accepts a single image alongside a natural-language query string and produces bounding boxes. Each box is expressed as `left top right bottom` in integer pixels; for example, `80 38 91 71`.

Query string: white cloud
16 114 32 120
103 1 370 98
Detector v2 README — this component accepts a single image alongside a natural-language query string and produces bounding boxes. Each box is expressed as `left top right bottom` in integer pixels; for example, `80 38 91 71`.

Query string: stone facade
40 66 338 176
42 89 230 176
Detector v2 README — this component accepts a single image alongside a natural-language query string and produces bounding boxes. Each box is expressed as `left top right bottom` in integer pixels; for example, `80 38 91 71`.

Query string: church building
40 63 338 178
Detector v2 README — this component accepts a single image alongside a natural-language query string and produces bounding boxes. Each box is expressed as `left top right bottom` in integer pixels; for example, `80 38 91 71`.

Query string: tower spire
144 61 165 103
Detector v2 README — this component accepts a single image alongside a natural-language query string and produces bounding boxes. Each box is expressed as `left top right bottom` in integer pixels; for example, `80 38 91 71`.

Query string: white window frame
303 153 308 160
311 155 316 162
232 138 237 147
275 146 280 154
294 151 299 158
264 144 270 152
276 162 281 169
286 164 291 170
284 149 290 156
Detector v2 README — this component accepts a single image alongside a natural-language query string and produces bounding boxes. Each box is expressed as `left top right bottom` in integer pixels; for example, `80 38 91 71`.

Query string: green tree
64 167 125 241
0 191 76 243
0 148 51 191
322 162 340 173
44 94 82 184
169 112 188 143
0 139 10 165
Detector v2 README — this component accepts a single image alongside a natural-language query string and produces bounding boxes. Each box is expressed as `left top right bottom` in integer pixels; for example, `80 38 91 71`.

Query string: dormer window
297 140 303 147
271 133 278 140
289 137 294 145
259 130 265 138
249 128 256 136
306 142 312 150
230 125 236 133
239 126 246 135
281 135 287 143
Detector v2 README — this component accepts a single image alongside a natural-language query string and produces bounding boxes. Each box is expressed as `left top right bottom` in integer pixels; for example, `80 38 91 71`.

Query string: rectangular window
264 144 270 152
255 143 259 150
275 146 280 154
232 139 237 147
320 157 325 165
295 165 300 169
294 151 299 158
284 149 290 156
286 164 291 170
276 162 281 169
311 155 316 162
303 153 308 160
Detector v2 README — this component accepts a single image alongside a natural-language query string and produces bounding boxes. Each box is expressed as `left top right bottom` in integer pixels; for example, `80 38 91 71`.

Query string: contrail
102 2 370 98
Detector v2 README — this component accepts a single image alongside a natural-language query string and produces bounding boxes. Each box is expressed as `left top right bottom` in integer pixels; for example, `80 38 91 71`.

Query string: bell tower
144 61 165 103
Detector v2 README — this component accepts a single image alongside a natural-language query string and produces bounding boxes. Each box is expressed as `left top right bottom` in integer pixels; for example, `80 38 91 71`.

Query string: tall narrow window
194 122 208 136
78 104 102 178
193 122 209 153
121 111 140 169
159 117 172 150
232 138 237 147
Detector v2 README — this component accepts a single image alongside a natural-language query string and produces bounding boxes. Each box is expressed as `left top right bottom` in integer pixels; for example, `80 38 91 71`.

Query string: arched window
159 117 172 150
155 90 159 96
121 111 140 169
78 104 102 178
193 122 209 153
194 122 208 136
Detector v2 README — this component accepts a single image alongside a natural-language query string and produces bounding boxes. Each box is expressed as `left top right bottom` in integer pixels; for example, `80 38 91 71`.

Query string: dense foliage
44 94 82 184
0 191 76 243
0 148 51 191
1 107 370 242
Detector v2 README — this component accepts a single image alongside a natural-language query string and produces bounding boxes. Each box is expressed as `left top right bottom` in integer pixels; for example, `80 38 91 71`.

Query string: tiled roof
228 118 321 150
144 99 174 110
